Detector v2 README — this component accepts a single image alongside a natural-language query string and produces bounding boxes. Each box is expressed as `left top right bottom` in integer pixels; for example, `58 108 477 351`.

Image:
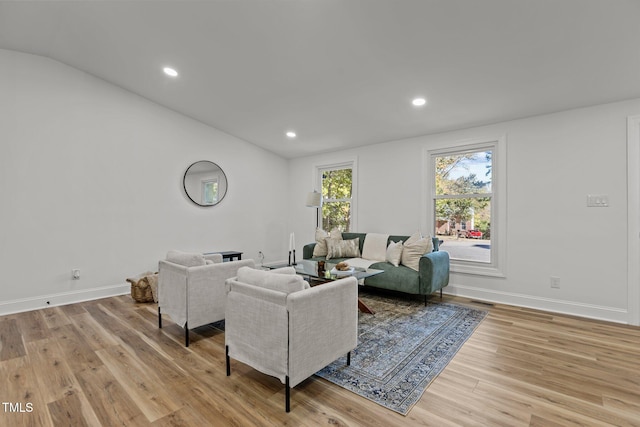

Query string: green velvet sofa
302 232 450 302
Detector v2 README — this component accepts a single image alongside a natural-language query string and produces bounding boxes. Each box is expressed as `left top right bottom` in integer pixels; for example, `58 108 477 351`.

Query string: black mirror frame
183 160 228 207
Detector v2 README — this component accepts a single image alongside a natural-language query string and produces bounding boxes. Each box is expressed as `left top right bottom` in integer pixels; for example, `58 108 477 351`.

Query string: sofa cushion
166 250 206 267
385 240 404 267
366 262 421 295
237 266 309 294
326 238 361 260
361 233 389 262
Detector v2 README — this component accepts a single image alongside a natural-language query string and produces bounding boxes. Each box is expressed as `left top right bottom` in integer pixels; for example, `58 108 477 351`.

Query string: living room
1 1 640 425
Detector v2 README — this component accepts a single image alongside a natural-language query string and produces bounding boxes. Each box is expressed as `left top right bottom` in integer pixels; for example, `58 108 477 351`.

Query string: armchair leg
185 322 189 347
347 351 351 366
424 295 427 306
226 345 231 376
158 307 162 328
285 376 290 413
440 289 443 299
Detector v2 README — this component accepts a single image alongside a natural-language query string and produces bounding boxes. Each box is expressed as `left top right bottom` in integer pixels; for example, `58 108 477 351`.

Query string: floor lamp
306 191 322 228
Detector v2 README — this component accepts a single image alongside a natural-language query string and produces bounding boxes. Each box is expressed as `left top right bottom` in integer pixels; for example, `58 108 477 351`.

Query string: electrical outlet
72 269 80 280
550 276 560 289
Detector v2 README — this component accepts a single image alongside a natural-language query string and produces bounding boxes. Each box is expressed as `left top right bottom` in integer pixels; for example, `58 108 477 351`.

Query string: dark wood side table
205 251 243 261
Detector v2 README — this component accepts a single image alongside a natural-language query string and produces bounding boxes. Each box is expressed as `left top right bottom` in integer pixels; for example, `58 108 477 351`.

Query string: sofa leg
185 322 189 347
424 295 427 306
285 376 291 412
347 351 351 366
440 289 443 299
226 345 230 376
158 307 162 329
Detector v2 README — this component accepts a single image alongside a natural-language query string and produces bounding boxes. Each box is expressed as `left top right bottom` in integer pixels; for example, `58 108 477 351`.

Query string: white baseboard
0 284 130 316
445 284 629 324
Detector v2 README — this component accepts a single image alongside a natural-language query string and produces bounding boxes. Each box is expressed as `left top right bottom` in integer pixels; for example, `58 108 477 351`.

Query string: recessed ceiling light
163 67 178 77
412 97 427 107
286 131 297 138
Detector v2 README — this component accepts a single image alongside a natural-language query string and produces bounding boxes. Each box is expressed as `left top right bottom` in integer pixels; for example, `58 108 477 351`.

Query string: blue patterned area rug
315 292 487 415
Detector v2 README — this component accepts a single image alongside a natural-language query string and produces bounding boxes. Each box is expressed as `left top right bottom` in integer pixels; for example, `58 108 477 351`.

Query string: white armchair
157 250 255 346
225 267 358 412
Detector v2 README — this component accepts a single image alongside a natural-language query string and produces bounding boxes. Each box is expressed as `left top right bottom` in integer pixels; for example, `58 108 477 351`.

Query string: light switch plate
587 194 609 207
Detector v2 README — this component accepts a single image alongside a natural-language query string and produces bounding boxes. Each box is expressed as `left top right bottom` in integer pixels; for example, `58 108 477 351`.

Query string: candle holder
288 232 297 266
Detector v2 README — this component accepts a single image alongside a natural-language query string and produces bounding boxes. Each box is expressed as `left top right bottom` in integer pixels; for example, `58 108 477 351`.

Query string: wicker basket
126 271 158 303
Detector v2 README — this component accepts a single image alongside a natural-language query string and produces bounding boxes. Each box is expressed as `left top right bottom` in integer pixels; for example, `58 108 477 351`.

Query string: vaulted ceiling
2 0 639 158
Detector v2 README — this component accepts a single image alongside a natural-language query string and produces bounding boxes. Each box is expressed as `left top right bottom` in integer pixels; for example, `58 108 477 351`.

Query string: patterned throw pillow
313 227 343 257
329 227 343 240
326 238 360 260
312 228 330 257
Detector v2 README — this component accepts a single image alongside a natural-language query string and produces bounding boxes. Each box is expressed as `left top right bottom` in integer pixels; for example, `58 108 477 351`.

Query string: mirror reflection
183 161 228 206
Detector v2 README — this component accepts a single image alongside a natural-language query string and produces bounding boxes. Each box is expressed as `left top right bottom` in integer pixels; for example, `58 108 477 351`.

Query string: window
317 161 357 232
202 178 219 205
427 137 505 276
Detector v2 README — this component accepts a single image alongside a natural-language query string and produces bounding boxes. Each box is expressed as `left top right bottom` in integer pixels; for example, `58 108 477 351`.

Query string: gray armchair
157 250 254 346
225 267 358 412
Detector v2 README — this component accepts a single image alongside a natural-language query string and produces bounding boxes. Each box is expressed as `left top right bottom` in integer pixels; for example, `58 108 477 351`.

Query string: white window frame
314 159 358 232
424 136 506 277
201 177 219 205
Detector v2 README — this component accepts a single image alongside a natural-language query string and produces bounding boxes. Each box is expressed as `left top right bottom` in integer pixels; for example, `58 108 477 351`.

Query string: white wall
3 47 638 323
289 98 640 323
0 49 289 314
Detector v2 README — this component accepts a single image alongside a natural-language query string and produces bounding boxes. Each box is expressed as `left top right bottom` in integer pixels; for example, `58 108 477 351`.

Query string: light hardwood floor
1 292 639 426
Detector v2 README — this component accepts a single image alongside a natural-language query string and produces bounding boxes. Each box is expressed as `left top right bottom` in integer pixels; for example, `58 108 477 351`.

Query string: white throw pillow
401 234 433 271
166 250 206 267
404 231 422 246
361 233 389 262
385 240 404 267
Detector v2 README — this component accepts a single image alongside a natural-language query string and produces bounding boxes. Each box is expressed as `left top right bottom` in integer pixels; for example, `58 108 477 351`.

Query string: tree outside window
434 150 492 263
321 168 352 231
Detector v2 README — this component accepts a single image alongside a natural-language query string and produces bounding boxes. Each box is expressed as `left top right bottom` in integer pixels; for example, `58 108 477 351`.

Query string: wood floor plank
68 311 120 351
473 378 638 427
49 324 104 372
47 391 90 427
0 318 26 361
0 292 639 426
25 339 78 404
95 344 181 422
40 306 72 329
8 310 49 343
74 364 149 426
83 303 129 335
0 356 52 427
115 330 189 383
58 302 87 317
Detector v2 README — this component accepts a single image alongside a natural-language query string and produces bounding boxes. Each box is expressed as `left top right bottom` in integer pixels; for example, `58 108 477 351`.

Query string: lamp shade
305 191 322 207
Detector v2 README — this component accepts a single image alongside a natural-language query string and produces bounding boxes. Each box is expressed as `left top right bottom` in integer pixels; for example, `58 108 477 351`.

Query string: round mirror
183 161 228 206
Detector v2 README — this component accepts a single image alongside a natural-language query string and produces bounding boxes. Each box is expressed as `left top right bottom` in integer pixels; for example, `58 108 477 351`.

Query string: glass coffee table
264 259 383 314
